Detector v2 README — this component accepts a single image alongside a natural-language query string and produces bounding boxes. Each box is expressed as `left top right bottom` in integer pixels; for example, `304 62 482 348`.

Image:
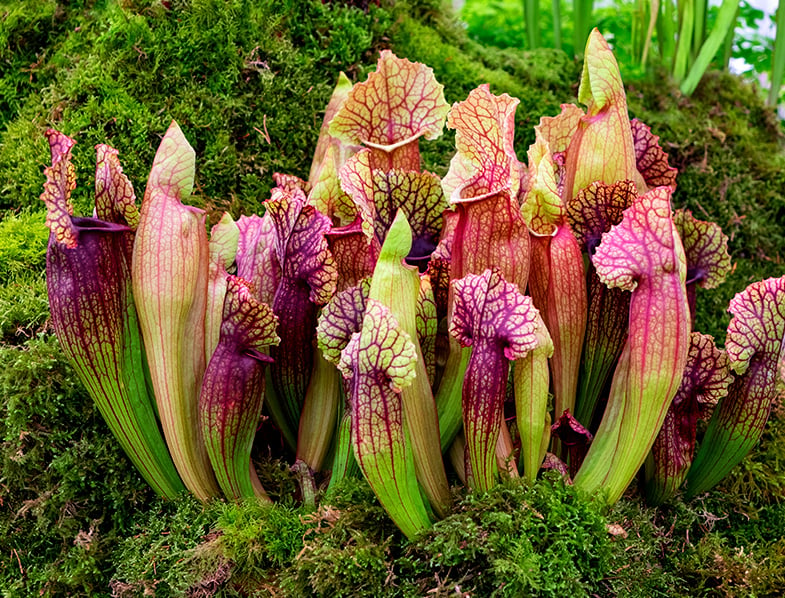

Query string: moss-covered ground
1 1 784 596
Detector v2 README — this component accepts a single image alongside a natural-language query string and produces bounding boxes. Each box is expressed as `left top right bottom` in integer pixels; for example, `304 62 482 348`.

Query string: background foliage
461 0 785 103
1 0 784 595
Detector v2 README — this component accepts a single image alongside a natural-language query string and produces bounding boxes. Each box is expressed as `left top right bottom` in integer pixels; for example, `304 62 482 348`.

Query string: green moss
0 334 155 597
0 209 48 279
275 475 614 597
112 498 315 597
110 495 218 597
0 0 392 216
277 477 399 597
0 0 67 127
405 474 612 597
215 500 306 574
0 272 49 342
604 449 785 598
0 210 50 341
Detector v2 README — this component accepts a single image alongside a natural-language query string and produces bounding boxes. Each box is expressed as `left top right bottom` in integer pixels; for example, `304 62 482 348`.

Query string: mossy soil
1 1 784 596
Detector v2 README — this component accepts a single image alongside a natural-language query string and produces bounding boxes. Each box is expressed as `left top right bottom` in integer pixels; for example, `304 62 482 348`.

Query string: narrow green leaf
769 1 785 106
680 0 738 95
523 0 541 49
514 312 554 482
673 0 694 82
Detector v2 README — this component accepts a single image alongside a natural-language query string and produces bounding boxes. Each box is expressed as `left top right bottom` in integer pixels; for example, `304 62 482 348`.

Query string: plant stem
642 0 660 67
658 0 677 68
721 3 739 69
693 0 708 58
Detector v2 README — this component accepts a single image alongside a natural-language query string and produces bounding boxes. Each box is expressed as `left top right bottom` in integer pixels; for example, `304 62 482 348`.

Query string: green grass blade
658 0 677 67
721 3 739 69
574 0 595 56
642 0 660 67
769 0 785 106
693 0 708 56
673 0 695 82
680 0 738 95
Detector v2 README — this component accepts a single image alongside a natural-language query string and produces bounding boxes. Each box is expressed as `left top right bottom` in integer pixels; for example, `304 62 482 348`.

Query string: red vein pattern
686 276 785 496
631 118 678 191
450 268 540 490
265 188 337 437
329 51 449 161
566 180 636 428
236 213 281 306
316 279 371 368
95 144 138 228
674 208 732 322
646 332 731 504
41 130 77 248
338 298 431 539
574 187 690 504
200 276 279 501
205 213 239 360
444 86 530 291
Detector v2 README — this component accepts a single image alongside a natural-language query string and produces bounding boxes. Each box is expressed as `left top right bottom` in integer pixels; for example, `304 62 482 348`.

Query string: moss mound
1 0 784 596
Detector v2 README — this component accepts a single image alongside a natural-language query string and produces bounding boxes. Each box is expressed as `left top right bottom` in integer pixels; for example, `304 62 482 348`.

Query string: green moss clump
273 475 614 598
0 210 50 341
0 0 69 127
405 474 612 597
112 498 308 597
0 0 393 215
605 487 785 597
0 273 49 342
277 478 400 597
110 495 219 597
0 334 155 597
110 495 227 598
213 500 307 588
0 210 48 279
